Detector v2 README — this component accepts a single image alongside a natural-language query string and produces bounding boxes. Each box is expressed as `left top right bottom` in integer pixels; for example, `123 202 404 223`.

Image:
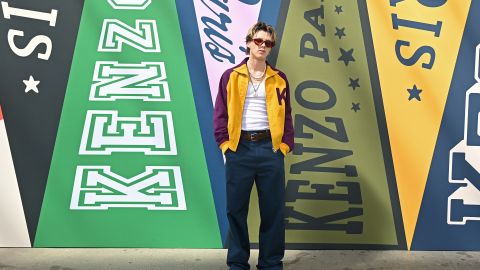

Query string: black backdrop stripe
0 0 85 244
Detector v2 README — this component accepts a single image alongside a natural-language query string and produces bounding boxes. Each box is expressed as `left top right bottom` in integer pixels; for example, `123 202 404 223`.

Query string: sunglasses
252 38 275 48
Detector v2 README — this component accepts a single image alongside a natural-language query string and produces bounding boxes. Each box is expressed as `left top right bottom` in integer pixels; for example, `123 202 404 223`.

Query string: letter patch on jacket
276 87 287 105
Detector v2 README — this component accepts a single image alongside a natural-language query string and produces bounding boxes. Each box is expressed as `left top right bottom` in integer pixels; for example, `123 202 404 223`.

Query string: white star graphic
23 75 40 93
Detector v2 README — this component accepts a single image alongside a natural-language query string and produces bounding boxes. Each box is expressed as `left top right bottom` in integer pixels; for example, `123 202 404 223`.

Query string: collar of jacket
233 57 279 79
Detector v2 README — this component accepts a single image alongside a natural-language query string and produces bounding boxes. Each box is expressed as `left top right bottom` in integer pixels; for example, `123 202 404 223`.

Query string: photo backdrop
0 0 479 251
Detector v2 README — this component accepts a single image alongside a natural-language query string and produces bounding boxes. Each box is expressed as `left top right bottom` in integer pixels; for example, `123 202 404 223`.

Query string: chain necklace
248 63 266 79
249 78 263 97
249 70 265 80
247 62 266 97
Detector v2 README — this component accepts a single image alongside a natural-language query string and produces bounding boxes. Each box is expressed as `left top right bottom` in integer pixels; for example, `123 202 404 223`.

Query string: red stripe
0 105 3 120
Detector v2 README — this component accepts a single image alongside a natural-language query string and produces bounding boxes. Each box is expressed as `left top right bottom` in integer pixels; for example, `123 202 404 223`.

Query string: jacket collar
233 57 278 79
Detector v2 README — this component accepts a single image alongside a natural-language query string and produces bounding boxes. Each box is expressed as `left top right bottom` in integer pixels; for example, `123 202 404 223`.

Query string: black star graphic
335 27 346 39
407 85 423 101
351 102 360 112
335 5 343 14
348 78 360 90
338 48 355 66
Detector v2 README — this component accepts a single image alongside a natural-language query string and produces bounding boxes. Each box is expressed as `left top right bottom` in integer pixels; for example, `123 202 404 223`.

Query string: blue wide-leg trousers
225 137 285 270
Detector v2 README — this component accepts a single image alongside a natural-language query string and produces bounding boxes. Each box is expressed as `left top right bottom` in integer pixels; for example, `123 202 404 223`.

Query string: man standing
213 22 294 270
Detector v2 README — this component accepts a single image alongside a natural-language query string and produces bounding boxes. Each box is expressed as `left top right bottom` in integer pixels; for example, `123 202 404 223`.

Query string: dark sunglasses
252 38 275 48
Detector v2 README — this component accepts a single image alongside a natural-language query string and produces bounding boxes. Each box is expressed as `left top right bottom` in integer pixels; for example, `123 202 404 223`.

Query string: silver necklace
247 61 267 80
247 61 266 97
249 70 265 80
249 77 263 97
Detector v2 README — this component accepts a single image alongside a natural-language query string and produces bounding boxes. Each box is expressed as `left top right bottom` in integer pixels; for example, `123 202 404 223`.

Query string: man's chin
252 54 267 61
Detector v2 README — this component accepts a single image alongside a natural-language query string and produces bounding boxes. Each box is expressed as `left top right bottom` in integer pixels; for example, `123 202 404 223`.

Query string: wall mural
0 0 478 250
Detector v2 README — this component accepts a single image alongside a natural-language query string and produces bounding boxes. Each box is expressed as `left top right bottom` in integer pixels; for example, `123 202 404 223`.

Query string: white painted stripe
0 120 31 247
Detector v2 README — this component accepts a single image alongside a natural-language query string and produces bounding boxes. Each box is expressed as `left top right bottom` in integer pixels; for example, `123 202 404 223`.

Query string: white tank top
242 80 270 131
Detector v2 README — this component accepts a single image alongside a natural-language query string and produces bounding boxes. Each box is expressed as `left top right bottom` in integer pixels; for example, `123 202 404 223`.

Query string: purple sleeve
279 72 294 152
213 70 231 147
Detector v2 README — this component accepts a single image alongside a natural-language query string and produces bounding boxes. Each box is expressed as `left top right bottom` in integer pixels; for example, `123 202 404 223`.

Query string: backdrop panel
0 0 84 244
0 0 479 251
33 0 221 247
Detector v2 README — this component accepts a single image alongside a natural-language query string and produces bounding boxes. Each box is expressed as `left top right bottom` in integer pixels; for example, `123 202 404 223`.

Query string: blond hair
245 22 276 54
